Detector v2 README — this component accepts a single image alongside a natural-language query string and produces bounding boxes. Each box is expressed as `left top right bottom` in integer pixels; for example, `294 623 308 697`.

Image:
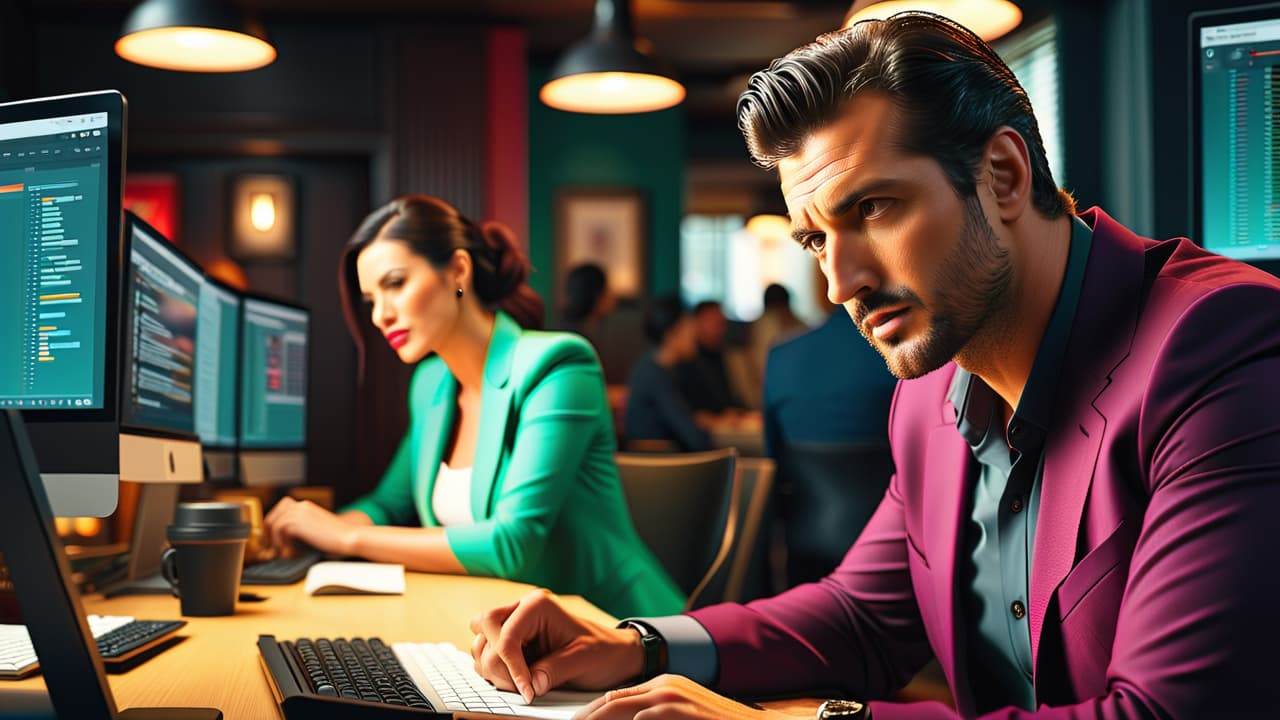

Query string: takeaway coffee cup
160 502 250 617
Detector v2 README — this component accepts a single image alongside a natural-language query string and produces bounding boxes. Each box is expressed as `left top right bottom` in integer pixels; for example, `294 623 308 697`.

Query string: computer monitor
1190 2 1280 261
238 295 309 487
120 211 203 484
195 275 241 483
0 90 126 518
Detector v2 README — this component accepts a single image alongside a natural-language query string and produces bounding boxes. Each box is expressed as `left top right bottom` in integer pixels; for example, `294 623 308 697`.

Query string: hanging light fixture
540 0 685 114
116 0 277 73
844 0 1022 42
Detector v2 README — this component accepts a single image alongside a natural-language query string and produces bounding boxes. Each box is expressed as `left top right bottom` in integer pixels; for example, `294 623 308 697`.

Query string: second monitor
238 295 309 487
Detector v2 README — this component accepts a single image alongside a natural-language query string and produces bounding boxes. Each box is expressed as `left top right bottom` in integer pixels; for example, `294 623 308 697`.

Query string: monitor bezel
1188 1 1280 250
3 90 127 424
120 209 204 442
237 291 310 452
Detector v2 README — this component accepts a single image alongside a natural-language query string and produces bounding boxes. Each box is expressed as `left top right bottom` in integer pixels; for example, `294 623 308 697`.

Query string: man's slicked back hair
737 12 1073 218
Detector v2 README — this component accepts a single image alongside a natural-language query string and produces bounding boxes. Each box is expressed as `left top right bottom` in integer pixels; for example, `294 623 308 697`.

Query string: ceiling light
116 0 277 73
844 0 1022 42
540 0 686 114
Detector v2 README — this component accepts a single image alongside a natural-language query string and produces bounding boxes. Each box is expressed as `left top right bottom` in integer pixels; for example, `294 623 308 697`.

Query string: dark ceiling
19 0 862 120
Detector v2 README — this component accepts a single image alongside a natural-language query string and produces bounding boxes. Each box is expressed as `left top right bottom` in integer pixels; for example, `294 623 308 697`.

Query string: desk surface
7 573 615 719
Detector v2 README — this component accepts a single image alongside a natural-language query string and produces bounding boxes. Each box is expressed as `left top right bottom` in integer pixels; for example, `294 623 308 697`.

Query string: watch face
818 699 866 718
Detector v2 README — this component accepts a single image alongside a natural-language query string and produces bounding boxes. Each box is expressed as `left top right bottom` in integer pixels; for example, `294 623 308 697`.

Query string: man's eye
800 234 826 254
859 198 891 219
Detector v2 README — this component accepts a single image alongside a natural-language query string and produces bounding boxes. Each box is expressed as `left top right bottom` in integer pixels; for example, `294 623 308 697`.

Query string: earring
456 287 463 298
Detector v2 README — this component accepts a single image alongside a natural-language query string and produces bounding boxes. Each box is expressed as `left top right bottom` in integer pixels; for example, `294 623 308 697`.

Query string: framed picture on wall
554 188 647 308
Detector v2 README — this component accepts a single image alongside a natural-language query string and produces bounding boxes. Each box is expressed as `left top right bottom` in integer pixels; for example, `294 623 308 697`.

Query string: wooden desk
7 573 614 719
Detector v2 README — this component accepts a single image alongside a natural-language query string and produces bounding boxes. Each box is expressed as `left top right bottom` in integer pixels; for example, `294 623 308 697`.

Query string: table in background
7 573 613 719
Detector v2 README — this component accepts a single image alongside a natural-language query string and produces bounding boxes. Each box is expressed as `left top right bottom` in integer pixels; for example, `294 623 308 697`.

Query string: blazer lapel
1029 208 1145 669
469 313 519 520
417 372 456 526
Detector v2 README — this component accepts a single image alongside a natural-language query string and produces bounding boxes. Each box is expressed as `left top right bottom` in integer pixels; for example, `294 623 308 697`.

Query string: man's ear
981 126 1032 222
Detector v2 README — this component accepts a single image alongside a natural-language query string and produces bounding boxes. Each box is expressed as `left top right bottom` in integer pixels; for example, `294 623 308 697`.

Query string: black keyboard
257 635 444 719
242 550 323 585
96 619 187 670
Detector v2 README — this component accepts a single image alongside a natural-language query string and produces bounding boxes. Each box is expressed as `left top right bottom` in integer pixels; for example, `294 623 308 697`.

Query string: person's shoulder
509 328 601 385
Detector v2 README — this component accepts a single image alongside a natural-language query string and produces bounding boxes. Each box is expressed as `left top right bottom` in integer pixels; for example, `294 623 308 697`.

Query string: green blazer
343 312 685 618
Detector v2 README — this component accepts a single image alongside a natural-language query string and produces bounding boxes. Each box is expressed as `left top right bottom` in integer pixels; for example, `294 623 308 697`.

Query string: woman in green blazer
263 195 683 618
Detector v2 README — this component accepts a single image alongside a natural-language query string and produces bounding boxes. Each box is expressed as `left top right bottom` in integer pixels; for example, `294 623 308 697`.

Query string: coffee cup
161 502 249 617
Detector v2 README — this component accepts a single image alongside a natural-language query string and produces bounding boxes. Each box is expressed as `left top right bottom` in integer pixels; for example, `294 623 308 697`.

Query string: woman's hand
571 674 795 720
470 589 644 703
263 497 358 557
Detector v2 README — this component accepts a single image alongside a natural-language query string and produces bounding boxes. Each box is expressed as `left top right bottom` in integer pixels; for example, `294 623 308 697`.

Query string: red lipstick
385 329 409 350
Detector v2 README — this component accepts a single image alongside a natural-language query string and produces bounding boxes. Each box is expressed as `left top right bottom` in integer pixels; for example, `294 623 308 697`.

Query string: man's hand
470 589 644 703
262 497 357 557
571 674 793 719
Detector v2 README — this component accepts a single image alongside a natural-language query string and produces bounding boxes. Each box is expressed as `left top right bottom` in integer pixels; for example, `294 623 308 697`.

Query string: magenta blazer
690 208 1280 718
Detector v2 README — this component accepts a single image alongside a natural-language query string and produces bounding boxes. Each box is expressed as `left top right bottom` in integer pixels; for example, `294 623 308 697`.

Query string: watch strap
617 619 665 682
817 699 868 719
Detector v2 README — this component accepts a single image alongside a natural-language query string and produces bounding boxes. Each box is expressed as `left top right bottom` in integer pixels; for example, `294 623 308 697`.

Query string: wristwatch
816 699 869 719
617 620 666 682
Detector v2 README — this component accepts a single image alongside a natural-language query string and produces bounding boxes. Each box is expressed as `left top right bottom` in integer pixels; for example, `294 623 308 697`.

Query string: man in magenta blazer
468 12 1280 719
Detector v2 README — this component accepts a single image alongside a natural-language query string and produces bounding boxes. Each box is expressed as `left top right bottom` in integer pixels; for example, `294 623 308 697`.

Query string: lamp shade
844 0 1022 42
539 0 685 114
116 0 276 72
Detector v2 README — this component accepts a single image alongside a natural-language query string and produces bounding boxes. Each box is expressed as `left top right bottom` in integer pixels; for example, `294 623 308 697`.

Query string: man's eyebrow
824 179 900 220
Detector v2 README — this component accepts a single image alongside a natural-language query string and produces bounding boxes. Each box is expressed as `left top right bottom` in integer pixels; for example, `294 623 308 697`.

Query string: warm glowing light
745 214 792 244
844 0 1022 41
540 72 686 114
73 517 101 537
250 193 276 232
115 26 276 72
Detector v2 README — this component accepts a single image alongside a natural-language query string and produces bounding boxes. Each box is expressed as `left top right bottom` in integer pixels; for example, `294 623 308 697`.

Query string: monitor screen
239 296 308 449
195 277 240 449
1192 4 1280 260
122 213 201 437
0 91 126 517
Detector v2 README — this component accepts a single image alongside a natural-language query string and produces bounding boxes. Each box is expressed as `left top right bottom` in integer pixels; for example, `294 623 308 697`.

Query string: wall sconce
230 174 295 261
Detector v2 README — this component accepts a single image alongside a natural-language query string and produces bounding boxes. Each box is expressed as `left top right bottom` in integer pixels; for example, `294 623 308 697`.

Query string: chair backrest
723 456 776 603
777 441 894 586
615 448 738 611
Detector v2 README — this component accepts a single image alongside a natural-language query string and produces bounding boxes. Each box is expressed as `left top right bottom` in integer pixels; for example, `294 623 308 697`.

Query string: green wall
527 67 686 315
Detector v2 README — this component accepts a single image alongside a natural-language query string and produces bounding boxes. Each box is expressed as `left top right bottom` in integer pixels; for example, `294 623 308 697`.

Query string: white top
432 462 474 527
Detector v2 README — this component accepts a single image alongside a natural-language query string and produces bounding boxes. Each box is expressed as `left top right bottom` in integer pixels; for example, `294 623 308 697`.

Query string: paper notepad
303 561 406 596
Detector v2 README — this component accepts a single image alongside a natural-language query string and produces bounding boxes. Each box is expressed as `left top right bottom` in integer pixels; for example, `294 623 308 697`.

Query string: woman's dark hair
643 294 687 345
339 194 544 372
563 263 608 323
738 11 1073 218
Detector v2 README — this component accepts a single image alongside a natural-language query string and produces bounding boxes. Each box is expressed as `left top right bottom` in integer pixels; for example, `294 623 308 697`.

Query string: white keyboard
392 641 599 719
0 614 133 678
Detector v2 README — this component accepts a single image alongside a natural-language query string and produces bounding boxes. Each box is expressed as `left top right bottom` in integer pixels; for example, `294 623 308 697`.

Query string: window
997 18 1064 184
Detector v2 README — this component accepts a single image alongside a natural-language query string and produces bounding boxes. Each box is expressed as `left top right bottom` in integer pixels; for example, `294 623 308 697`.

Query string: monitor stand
101 484 179 597
0 410 221 720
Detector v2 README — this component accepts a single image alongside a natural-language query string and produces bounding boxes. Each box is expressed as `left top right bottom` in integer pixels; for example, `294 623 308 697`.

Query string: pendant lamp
540 0 685 114
844 0 1022 42
116 0 276 73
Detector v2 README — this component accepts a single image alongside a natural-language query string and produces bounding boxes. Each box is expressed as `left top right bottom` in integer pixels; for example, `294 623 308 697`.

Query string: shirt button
1009 423 1022 438
1011 497 1024 513
1011 600 1026 620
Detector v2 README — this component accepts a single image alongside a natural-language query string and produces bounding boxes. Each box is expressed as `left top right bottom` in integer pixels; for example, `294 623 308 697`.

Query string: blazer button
1011 600 1026 620
1011 497 1024 513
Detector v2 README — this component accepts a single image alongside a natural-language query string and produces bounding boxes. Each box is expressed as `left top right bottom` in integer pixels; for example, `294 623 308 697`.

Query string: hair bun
477 221 529 300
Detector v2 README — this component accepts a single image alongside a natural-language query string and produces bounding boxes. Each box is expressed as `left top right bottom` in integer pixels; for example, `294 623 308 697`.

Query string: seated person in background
263 194 683 618
763 304 897 455
676 302 759 430
623 295 709 451
744 283 809 406
558 262 615 348
467 12 1280 717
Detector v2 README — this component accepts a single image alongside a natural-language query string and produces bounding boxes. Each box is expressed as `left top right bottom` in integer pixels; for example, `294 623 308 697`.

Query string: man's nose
824 233 879 304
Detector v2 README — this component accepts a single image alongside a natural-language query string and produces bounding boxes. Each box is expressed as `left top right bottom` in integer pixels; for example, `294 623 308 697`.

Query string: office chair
615 448 738 611
723 456 775 603
777 441 894 587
